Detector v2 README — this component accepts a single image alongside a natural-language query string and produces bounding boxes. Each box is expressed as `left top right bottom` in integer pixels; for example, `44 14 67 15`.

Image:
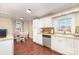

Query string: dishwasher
43 35 51 48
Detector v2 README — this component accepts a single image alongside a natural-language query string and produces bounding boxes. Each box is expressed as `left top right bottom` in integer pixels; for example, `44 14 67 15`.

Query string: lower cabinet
33 33 43 45
51 36 66 54
64 38 74 55
74 39 79 55
37 34 43 45
77 40 79 55
51 36 75 55
33 33 38 43
0 39 13 55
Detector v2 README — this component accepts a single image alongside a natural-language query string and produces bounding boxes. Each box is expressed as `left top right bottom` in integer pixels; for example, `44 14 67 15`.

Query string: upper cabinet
40 17 52 28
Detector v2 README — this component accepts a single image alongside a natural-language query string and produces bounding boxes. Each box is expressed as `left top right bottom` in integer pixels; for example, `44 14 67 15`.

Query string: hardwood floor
14 38 61 55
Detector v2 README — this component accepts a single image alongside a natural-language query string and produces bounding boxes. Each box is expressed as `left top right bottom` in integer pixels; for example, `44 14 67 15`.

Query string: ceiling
0 3 79 20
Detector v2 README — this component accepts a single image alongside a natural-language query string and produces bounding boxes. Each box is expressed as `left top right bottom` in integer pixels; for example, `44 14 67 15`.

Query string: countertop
42 33 79 39
0 36 14 41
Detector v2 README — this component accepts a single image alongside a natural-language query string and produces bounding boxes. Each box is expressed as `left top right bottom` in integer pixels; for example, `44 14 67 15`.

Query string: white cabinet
37 34 43 45
77 40 79 55
33 18 52 46
0 40 13 55
51 36 75 55
51 36 66 54
33 34 42 45
51 36 59 51
39 19 44 28
76 39 79 55
74 39 79 55
33 19 43 45
64 38 74 55
40 17 52 27
33 20 38 43
33 33 38 43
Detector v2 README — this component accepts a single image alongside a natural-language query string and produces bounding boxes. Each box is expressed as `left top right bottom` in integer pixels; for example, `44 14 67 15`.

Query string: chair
14 31 21 43
20 32 26 42
14 32 28 43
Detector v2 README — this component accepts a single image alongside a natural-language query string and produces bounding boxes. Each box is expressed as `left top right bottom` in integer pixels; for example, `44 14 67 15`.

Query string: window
53 14 75 33
16 20 23 32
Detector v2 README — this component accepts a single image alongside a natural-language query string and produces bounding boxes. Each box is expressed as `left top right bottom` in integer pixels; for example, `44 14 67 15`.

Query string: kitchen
33 8 79 55
0 3 79 55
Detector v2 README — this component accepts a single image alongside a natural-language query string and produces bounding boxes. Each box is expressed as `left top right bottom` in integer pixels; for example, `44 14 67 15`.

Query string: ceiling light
26 9 32 13
20 18 23 20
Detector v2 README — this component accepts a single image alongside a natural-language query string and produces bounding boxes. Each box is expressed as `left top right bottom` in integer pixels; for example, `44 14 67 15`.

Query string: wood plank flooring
14 38 61 55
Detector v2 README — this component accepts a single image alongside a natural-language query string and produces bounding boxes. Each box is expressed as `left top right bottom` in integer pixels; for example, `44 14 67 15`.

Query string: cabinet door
39 20 44 28
65 38 74 55
33 20 43 45
33 33 38 43
77 40 79 55
51 36 66 54
0 40 13 55
51 37 63 52
33 20 38 29
40 18 52 27
37 34 43 45
51 36 58 51
45 19 52 27
33 20 39 42
74 39 79 55
57 37 66 54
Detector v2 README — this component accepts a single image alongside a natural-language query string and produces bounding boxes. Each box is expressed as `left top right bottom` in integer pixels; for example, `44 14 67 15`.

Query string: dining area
14 31 28 43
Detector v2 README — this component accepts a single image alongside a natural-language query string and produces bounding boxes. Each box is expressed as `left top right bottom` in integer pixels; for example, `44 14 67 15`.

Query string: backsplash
41 27 54 34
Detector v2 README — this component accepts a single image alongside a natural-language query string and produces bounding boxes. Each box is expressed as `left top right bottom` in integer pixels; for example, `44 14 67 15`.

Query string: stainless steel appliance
43 35 51 48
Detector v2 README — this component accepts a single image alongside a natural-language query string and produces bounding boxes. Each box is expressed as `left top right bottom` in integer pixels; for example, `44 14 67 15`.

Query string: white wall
24 20 29 35
0 17 13 37
75 12 79 26
28 21 33 38
24 20 33 38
